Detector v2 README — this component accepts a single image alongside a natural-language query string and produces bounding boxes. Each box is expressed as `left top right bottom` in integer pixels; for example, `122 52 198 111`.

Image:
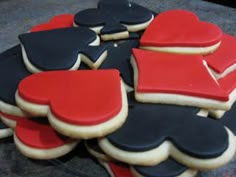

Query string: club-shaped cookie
131 48 229 110
16 70 128 139
19 27 107 73
140 10 222 55
99 93 236 170
0 45 31 128
74 0 154 41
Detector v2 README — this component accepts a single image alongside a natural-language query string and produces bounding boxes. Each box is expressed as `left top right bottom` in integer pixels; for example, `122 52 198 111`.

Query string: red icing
15 119 73 149
205 33 236 74
132 48 228 101
30 14 74 32
108 162 132 177
140 10 222 47
218 70 236 94
0 112 24 121
18 70 122 125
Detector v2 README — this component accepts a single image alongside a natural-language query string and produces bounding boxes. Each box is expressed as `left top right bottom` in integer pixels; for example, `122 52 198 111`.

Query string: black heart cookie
74 0 154 41
0 45 31 128
19 27 107 73
85 139 197 177
99 93 236 170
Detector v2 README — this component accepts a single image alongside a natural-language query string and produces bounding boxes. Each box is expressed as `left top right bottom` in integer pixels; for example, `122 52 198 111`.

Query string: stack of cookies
1 0 236 177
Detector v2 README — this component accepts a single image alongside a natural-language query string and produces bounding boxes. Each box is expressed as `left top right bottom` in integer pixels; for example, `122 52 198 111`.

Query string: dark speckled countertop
0 0 236 177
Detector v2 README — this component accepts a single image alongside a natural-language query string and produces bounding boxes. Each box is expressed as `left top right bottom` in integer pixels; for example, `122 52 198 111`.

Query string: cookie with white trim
14 118 78 159
140 10 222 55
74 0 154 41
131 48 229 110
99 93 236 170
205 33 236 79
16 70 128 139
0 45 31 128
19 27 107 72
85 140 197 177
0 120 13 139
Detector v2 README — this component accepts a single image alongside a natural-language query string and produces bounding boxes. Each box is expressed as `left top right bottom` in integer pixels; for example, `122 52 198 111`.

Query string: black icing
133 158 188 177
107 92 229 158
99 39 139 87
0 121 8 129
0 45 31 105
74 0 153 34
19 27 107 71
218 103 236 134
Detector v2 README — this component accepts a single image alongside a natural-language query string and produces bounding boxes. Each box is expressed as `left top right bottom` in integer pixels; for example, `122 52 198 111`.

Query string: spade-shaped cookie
19 27 107 73
99 93 236 170
74 0 154 41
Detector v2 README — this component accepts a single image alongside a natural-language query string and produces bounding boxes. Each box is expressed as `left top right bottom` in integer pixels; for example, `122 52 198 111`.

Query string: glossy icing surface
15 118 73 148
134 158 187 177
18 70 122 125
30 14 74 32
0 45 31 105
99 39 139 87
74 0 153 34
132 48 228 101
218 70 236 94
205 33 236 73
140 9 222 47
107 93 229 158
19 27 106 71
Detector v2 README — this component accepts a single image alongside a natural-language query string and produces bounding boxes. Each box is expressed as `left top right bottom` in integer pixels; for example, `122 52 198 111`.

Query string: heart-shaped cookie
99 93 236 170
30 14 74 32
16 70 128 139
14 118 78 159
140 10 222 55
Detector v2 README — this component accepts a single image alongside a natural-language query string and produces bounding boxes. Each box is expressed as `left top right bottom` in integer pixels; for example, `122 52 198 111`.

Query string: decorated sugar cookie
85 140 197 177
205 33 236 79
99 39 139 91
0 120 13 139
14 118 78 159
99 93 236 170
74 0 154 41
0 45 31 128
207 70 236 118
19 27 107 72
16 70 128 139
140 10 222 55
131 48 229 110
30 14 74 32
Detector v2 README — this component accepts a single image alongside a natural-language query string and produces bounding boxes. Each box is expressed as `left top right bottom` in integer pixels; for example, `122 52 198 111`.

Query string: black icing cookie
74 0 153 39
107 93 229 158
133 158 189 177
99 39 139 88
19 27 107 72
218 103 236 134
0 45 31 105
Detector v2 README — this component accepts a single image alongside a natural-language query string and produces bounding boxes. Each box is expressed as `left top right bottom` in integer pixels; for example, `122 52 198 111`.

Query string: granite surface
0 0 236 177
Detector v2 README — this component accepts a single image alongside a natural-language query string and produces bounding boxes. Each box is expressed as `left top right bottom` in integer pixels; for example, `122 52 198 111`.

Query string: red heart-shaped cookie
140 10 222 48
30 14 74 32
16 70 127 139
